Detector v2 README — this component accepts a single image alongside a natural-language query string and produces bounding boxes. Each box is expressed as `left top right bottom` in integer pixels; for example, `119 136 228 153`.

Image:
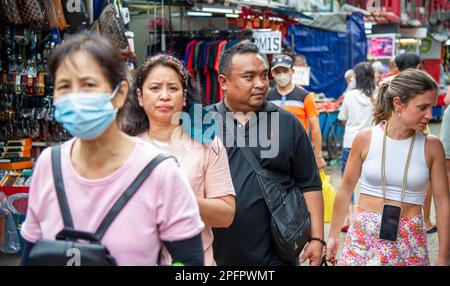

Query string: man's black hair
395 53 423 71
218 43 260 76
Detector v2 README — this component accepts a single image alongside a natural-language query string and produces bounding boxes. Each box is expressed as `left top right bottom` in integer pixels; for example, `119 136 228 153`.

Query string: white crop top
359 124 429 205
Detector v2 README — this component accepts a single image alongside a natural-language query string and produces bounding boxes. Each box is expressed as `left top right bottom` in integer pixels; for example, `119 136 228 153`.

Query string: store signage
420 38 442 60
252 30 282 54
367 34 395 59
400 28 427 39
292 67 310 86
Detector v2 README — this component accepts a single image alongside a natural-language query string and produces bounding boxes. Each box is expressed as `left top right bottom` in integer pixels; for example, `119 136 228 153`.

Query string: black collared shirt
208 101 322 266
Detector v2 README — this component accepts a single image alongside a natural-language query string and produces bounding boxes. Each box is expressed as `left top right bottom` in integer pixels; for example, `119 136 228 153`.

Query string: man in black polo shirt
208 43 324 266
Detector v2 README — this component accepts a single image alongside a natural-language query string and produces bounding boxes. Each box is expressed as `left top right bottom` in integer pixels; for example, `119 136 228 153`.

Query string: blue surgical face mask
54 86 120 140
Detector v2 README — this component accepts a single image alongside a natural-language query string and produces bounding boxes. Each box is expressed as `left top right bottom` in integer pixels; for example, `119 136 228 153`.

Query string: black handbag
213 103 311 263
27 145 171 266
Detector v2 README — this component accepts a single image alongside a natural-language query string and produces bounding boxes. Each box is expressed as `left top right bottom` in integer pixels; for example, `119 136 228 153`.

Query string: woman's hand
326 236 339 264
435 255 450 266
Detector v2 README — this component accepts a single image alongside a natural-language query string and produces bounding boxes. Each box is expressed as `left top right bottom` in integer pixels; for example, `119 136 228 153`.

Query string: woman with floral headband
120 54 236 266
327 69 450 266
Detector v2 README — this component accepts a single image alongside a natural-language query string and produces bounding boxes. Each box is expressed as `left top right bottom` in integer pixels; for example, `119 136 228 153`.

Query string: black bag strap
94 153 171 240
239 145 265 174
213 101 289 213
51 145 74 228
51 146 171 240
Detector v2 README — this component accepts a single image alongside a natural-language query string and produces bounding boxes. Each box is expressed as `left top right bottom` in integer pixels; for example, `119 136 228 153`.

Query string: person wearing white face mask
20 33 205 266
267 54 326 170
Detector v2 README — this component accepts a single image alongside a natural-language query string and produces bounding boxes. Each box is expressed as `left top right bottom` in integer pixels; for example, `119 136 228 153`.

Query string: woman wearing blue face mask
20 33 205 266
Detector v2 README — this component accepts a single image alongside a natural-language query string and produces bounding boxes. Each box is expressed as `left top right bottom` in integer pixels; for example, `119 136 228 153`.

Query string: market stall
0 0 134 255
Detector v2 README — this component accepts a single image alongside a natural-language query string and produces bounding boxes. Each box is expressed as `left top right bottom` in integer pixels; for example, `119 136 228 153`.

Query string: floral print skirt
337 207 429 266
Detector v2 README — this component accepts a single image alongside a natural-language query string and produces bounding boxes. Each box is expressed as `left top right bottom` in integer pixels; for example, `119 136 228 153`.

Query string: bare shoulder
423 134 446 169
353 128 372 147
350 128 372 160
425 134 445 156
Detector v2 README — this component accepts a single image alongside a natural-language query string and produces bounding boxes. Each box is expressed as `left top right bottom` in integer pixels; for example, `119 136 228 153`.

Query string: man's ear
218 75 228 91
113 81 129 109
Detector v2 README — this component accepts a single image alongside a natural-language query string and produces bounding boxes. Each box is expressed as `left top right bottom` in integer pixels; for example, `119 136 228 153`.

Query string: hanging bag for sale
16 0 45 25
0 0 22 25
42 0 59 29
0 192 20 254
54 0 69 31
95 3 130 55
61 0 90 34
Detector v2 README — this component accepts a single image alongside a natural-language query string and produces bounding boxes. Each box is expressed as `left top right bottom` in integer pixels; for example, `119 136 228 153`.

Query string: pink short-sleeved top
138 132 235 266
21 137 204 266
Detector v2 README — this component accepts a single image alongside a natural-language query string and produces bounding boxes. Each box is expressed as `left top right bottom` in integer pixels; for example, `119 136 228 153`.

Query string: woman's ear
392 96 404 113
137 88 144 107
113 81 129 109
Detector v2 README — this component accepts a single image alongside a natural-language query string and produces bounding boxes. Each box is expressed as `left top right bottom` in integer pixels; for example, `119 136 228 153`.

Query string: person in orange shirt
267 54 326 170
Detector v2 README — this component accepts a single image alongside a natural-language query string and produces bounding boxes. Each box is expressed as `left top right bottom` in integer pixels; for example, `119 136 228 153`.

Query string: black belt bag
27 146 171 266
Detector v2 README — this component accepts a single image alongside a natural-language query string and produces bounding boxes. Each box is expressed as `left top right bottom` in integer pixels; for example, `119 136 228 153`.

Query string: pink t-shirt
139 132 235 266
21 138 204 266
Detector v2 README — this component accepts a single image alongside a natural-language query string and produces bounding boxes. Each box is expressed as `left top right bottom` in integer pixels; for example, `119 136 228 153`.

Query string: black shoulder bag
27 146 171 266
213 103 311 263
240 146 311 263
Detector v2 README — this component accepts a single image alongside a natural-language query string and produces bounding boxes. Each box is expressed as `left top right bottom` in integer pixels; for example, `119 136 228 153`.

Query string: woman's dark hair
48 32 128 91
373 69 438 124
119 54 202 136
353 62 375 99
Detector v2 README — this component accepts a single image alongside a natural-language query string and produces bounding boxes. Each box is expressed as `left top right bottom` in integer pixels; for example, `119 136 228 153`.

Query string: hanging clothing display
146 30 252 106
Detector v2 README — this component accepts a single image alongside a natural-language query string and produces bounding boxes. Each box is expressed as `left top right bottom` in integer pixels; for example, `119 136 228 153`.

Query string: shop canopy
287 13 367 99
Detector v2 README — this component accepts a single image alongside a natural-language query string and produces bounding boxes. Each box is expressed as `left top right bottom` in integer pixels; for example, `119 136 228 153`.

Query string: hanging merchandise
178 30 253 105
6 192 28 253
147 29 251 105
61 0 90 34
0 27 69 143
53 0 69 32
0 0 22 26
161 0 165 52
230 6 293 37
16 0 46 26
92 3 130 56
93 0 105 22
0 192 20 254
41 0 68 34
42 0 59 30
